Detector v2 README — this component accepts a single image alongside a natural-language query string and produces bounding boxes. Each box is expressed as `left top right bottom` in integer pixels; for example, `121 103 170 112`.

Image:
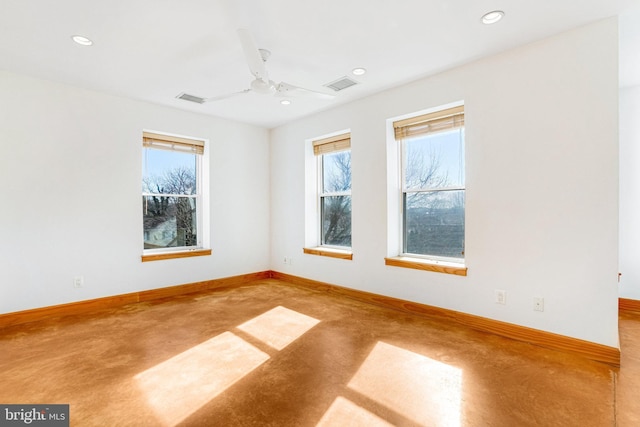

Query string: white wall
270 19 620 347
0 70 270 314
620 85 640 300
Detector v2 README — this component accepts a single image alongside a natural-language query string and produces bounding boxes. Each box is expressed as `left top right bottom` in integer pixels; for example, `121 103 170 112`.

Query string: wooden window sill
384 256 467 276
142 249 212 262
303 247 353 260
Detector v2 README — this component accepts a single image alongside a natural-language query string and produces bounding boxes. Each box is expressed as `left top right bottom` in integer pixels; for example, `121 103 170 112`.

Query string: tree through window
394 105 465 261
313 133 352 248
142 132 204 252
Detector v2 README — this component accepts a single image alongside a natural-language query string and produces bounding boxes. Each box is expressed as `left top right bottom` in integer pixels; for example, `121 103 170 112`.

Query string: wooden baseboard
0 271 271 329
1 269 621 366
270 271 620 367
619 298 640 313
136 271 270 302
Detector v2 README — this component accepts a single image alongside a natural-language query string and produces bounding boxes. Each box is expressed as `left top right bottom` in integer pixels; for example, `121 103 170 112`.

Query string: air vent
324 77 359 92
176 93 207 104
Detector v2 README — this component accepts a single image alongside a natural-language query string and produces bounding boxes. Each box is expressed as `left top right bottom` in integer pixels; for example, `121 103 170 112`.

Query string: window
142 131 210 261
394 105 465 264
304 133 351 257
316 134 351 248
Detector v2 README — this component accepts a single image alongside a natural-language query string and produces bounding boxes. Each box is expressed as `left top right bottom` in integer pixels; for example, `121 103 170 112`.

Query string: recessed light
481 10 504 25
352 68 367 76
280 99 291 106
71 35 93 46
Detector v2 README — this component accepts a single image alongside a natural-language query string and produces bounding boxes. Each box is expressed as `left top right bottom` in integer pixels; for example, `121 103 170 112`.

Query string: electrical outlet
495 289 506 305
283 256 292 265
534 297 544 312
73 276 84 288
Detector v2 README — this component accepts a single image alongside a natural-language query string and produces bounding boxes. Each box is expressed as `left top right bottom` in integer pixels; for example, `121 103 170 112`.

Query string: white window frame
142 130 210 259
303 131 353 260
396 103 465 265
317 149 352 249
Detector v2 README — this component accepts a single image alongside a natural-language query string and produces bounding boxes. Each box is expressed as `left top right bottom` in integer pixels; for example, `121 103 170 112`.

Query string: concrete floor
1 278 638 426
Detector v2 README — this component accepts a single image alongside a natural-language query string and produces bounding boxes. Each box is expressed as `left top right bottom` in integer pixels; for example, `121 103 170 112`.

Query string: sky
405 128 465 189
142 148 196 190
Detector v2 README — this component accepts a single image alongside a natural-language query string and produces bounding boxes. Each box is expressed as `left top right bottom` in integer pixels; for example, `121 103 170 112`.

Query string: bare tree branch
322 152 352 246
143 167 197 248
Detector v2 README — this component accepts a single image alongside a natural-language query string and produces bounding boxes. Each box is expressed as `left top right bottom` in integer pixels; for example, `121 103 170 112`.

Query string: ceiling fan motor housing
251 78 276 95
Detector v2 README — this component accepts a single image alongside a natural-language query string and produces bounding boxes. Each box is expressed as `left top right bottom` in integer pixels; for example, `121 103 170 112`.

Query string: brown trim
141 249 212 262
0 269 620 366
270 271 620 367
385 257 467 276
619 298 640 313
0 294 140 330
0 271 270 329
303 247 353 260
136 271 267 301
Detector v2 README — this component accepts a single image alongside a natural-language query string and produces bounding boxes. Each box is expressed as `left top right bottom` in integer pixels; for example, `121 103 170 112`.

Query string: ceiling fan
177 29 334 103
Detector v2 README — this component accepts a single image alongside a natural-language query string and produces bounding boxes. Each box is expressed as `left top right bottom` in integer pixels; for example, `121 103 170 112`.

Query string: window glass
142 196 198 249
142 141 201 252
322 151 352 193
321 195 352 247
404 129 464 190
403 190 464 258
320 150 351 248
399 114 465 261
143 149 197 195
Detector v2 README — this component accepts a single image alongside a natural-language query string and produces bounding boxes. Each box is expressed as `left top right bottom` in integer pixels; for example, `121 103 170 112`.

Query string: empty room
2 1 640 426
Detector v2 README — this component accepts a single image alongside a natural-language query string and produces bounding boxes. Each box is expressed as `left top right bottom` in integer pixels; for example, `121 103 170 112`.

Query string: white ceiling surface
1 0 639 129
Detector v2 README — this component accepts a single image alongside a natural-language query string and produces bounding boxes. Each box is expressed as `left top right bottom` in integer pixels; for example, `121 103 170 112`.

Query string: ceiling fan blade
275 82 335 100
237 28 269 82
204 89 251 102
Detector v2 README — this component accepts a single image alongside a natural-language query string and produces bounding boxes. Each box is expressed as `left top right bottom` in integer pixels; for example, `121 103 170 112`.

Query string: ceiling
1 0 639 129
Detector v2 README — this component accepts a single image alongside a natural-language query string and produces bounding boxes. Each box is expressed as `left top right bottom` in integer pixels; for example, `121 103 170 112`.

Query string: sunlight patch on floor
347 341 462 427
135 331 269 426
316 396 395 427
237 305 320 350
